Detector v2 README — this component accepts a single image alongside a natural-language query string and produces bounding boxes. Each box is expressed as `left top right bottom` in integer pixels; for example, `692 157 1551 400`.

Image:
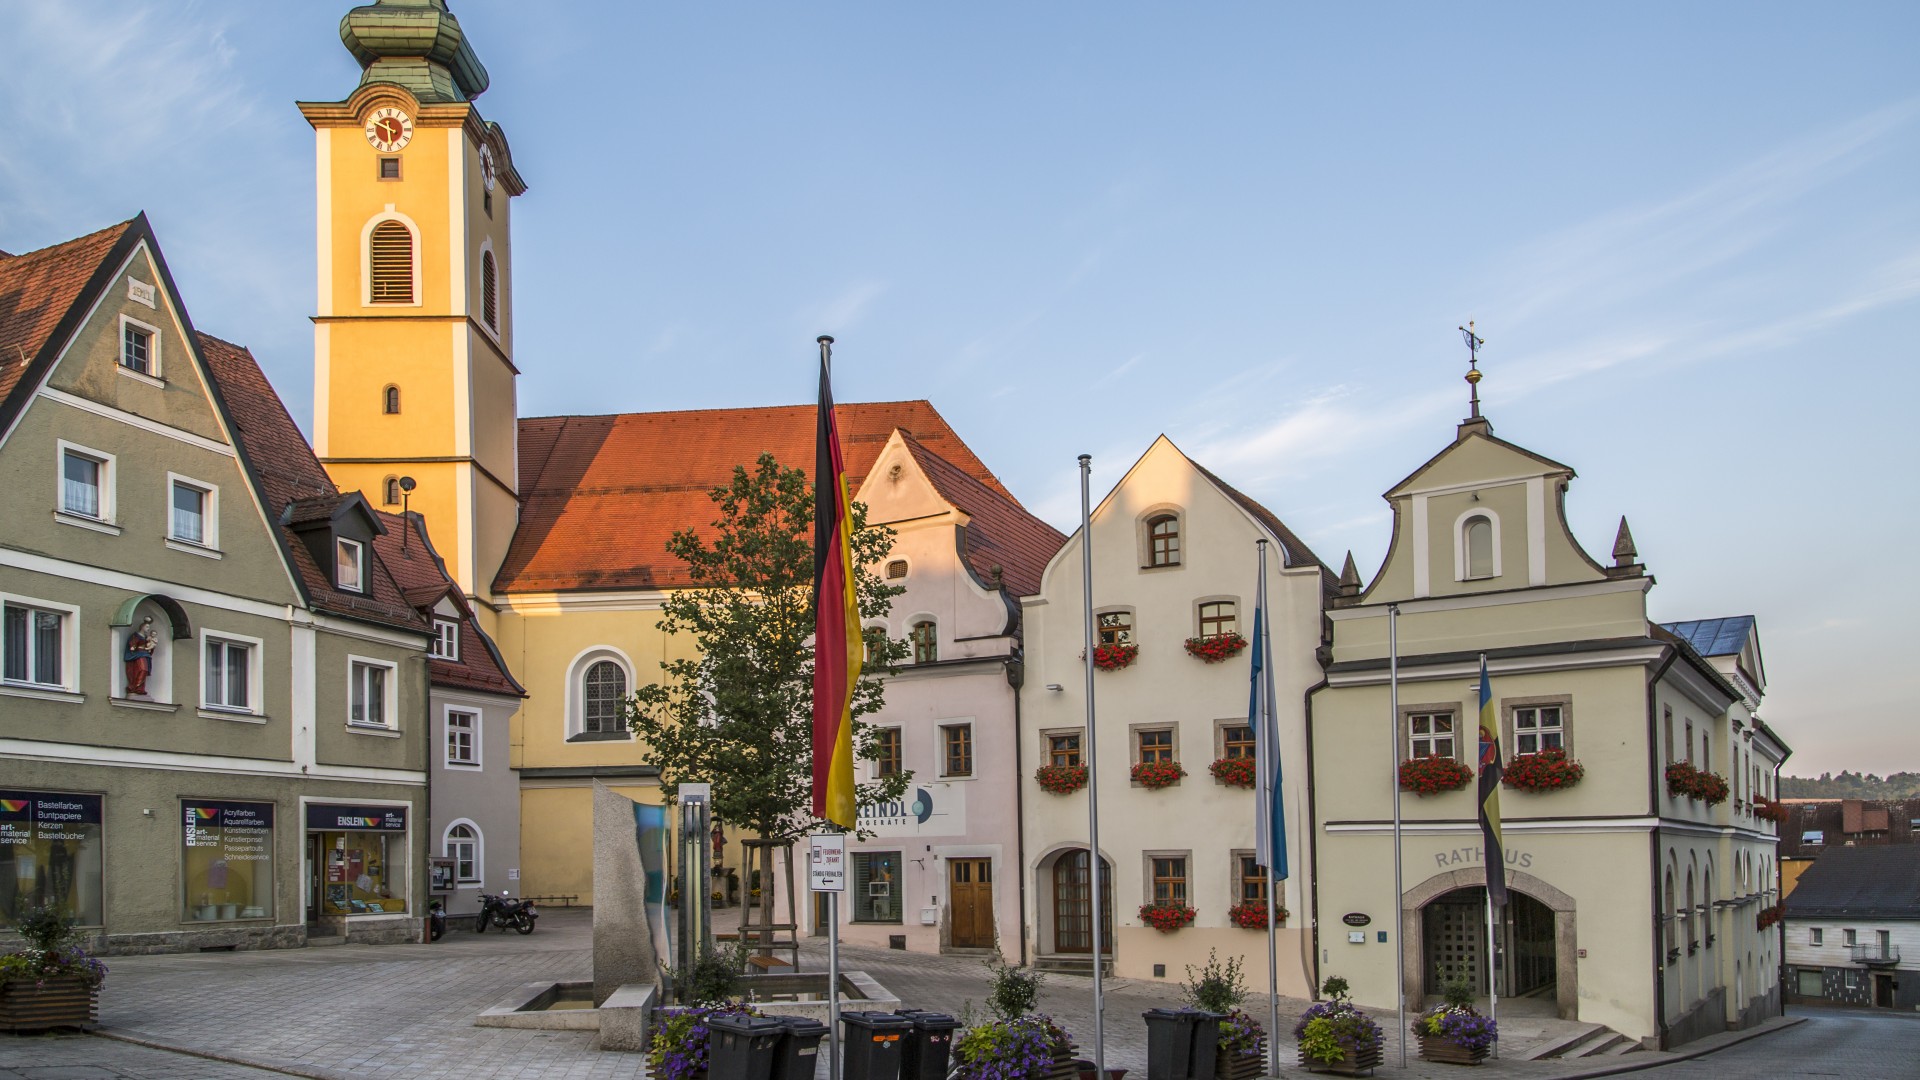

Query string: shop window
1137 728 1174 765
444 822 481 884
852 850 901 923
1151 856 1188 903
446 709 478 767
1048 732 1082 768
310 803 410 915
0 790 104 927
911 620 937 663
181 800 273 922
942 723 973 777
875 727 902 778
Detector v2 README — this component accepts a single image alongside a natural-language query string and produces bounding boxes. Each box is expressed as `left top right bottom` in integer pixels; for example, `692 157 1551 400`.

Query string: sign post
811 833 848 1080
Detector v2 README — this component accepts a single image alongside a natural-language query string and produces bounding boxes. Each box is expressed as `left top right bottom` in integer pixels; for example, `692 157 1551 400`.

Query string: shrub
674 939 749 1005
1293 1000 1382 1065
1503 748 1585 792
1181 949 1246 1013
0 904 106 988
985 956 1043 1021
1399 754 1473 795
1321 975 1350 1002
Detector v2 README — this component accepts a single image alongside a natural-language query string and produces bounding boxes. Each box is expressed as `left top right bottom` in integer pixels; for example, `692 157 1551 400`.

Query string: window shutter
482 251 498 328
369 221 414 303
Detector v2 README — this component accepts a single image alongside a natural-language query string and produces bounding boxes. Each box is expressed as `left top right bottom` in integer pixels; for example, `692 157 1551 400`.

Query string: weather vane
1459 321 1485 419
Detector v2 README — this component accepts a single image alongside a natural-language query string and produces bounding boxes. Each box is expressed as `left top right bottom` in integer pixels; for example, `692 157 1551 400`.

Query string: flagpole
1257 540 1279 1078
1078 454 1105 1076
828 889 842 1080
1485 889 1498 1060
1388 602 1407 1068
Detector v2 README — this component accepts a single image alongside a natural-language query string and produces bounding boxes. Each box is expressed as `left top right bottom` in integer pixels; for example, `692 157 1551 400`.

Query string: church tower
299 0 526 619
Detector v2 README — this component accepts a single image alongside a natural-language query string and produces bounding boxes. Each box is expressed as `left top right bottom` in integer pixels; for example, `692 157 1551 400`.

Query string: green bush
985 956 1044 1020
675 939 749 1005
1181 949 1247 1013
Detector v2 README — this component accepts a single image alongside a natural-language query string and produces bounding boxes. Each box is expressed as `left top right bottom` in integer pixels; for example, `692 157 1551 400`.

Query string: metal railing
1849 943 1900 966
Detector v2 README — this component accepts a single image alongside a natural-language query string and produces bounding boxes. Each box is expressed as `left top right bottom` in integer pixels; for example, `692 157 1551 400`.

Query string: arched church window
383 476 401 506
583 660 626 734
369 221 414 303
1464 516 1494 579
383 385 400 414
481 251 498 330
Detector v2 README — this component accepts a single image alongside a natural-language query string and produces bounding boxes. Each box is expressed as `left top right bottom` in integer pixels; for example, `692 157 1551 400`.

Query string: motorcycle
477 892 538 935
428 898 446 942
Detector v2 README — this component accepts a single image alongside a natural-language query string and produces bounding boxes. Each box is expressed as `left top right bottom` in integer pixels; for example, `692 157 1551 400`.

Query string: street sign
809 833 847 892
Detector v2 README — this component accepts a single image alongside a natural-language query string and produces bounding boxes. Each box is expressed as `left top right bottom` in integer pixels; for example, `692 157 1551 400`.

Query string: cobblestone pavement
0 908 1822 1079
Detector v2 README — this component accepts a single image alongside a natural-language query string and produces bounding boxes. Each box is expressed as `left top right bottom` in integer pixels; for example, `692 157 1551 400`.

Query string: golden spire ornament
1459 320 1485 419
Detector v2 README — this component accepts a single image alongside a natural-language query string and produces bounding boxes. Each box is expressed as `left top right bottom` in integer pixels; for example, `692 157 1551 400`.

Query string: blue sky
3 2 1915 775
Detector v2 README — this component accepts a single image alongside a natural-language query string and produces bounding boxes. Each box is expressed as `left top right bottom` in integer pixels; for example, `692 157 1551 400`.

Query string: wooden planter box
1215 1039 1266 1080
0 975 99 1032
1298 1043 1381 1076
1417 1031 1488 1065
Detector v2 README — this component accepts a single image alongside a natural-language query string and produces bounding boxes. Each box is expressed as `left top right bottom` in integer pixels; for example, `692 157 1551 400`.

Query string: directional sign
809 833 847 892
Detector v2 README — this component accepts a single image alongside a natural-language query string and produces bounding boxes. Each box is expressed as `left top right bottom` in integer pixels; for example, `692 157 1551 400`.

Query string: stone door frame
1402 868 1578 1020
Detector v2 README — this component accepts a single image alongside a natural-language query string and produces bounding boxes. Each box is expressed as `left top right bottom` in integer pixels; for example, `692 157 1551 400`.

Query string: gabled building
1783 844 1920 1011
1019 436 1331 993
1309 403 1789 1048
1 216 433 950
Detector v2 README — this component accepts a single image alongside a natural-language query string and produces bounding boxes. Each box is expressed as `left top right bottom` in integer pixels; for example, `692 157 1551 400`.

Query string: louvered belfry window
481 251 498 329
369 221 414 303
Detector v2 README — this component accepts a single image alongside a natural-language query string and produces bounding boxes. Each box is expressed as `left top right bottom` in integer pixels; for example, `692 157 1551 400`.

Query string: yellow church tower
300 0 526 620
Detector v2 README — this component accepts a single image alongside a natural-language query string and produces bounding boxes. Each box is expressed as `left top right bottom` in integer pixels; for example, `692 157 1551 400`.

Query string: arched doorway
1420 887 1555 999
1048 849 1113 954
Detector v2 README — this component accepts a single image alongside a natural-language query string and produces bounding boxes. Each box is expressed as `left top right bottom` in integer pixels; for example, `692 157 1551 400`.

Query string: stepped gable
197 332 425 632
893 432 1065 599
497 400 1015 593
372 510 525 697
0 220 134 407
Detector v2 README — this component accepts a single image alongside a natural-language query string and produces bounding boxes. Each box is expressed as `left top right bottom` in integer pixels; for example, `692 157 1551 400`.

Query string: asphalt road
1643 1007 1920 1079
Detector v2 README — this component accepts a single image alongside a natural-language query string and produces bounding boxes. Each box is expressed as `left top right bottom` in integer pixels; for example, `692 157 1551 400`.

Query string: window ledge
54 511 121 535
1138 562 1183 572
117 365 166 389
567 730 632 743
444 760 481 769
111 697 180 713
200 707 266 724
938 774 977 783
347 722 402 738
0 684 83 704
166 538 223 559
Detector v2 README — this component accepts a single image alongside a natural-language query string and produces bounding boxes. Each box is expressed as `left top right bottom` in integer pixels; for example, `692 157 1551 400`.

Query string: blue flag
1252 551 1287 880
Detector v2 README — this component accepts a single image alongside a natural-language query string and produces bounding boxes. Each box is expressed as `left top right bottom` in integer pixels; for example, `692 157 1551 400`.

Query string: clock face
364 107 413 153
479 144 496 192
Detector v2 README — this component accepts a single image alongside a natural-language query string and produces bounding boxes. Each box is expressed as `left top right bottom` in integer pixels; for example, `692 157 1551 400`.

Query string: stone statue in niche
123 617 158 697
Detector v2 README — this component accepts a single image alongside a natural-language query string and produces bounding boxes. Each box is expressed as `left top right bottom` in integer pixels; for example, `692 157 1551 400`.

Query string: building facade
1783 845 1919 1011
1019 436 1329 994
0 218 432 951
1309 409 1789 1049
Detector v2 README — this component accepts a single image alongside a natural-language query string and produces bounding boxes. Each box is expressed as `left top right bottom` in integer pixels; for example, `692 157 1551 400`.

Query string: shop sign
1342 912 1371 927
809 833 847 892
183 800 273 858
1430 845 1533 870
0 790 102 840
858 783 965 837
306 803 408 832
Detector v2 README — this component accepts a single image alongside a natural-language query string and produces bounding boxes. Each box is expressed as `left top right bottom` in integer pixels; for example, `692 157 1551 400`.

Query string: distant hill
1780 771 1920 800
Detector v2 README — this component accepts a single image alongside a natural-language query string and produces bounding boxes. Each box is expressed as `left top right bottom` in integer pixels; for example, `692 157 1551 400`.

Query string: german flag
1476 654 1507 908
811 337 861 828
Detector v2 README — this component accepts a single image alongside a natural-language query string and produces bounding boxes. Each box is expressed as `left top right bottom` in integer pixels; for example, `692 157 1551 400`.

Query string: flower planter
1138 902 1196 933
1036 764 1089 795
1298 1044 1382 1075
1209 757 1256 789
1216 1040 1266 1080
1184 633 1248 664
1417 1031 1488 1065
1131 761 1185 789
1227 901 1286 929
0 975 99 1031
1502 748 1585 793
1399 753 1472 795
1092 644 1138 671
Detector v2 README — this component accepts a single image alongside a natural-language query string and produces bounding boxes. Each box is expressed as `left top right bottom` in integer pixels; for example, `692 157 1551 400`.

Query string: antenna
1459 321 1485 418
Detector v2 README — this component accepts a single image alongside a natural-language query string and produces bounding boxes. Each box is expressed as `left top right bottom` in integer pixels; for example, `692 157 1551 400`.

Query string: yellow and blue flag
1476 654 1506 907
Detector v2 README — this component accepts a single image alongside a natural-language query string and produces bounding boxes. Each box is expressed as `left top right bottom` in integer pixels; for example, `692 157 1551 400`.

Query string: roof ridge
520 398 938 424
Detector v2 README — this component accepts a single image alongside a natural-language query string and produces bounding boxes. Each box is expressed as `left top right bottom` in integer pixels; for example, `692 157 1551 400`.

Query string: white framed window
1843 928 1857 947
201 632 262 715
430 618 460 661
444 821 482 885
56 441 116 527
2 596 78 692
336 537 366 593
1408 711 1457 759
566 647 635 741
119 314 162 380
445 708 479 767
1512 703 1566 756
1455 508 1502 581
167 473 219 551
348 657 397 729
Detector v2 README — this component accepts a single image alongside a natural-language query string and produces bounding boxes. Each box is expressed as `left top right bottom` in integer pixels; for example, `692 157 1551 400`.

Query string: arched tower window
383 385 401 414
1464 515 1494 579
584 660 626 734
481 250 498 330
1147 514 1180 567
383 476 401 506
369 221 415 303
1664 869 1676 957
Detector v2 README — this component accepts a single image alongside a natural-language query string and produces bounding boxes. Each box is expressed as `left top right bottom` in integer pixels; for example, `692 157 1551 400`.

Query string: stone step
1033 956 1113 977
1599 1035 1644 1056
1518 1022 1603 1061
1573 1033 1635 1058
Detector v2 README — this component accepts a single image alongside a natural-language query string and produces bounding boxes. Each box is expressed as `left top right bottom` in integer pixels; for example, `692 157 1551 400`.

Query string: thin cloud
812 280 888 333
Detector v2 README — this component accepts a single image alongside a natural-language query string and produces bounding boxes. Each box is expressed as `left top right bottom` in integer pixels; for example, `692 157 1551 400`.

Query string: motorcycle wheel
475 910 489 932
429 919 444 942
515 912 536 935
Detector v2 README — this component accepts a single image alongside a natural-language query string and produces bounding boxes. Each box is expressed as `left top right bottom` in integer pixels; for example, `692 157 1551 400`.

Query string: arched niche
1401 866 1578 1021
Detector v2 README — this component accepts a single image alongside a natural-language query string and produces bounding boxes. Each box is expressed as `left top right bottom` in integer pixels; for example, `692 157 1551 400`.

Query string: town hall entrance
1420 886 1558 1002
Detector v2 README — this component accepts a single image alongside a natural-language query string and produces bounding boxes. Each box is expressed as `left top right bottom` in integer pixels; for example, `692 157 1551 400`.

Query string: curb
94 1028 342 1080
1547 1016 1805 1079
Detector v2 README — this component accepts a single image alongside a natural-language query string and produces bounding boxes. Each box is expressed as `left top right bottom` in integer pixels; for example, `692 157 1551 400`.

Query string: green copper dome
339 0 489 103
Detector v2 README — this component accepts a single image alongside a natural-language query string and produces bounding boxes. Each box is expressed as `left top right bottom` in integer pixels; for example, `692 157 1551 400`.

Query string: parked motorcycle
477 892 538 935
428 898 446 941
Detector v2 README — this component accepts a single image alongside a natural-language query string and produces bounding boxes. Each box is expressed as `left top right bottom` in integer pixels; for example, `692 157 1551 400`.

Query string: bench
513 894 580 907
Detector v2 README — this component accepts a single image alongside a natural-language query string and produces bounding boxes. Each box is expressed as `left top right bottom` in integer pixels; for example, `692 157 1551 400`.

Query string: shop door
305 835 323 925
949 859 994 948
1875 973 1894 1008
1051 850 1113 954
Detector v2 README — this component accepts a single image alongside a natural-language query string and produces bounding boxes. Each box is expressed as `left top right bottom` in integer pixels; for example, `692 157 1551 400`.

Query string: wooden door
1051 850 1113 954
949 859 994 948
1875 973 1894 1008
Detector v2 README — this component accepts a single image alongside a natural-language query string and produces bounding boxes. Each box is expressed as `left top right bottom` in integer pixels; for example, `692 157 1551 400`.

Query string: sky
2 2 1915 776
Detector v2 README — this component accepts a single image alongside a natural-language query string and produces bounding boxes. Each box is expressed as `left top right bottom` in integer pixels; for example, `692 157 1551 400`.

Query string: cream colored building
1309 410 1789 1049
1019 437 1329 995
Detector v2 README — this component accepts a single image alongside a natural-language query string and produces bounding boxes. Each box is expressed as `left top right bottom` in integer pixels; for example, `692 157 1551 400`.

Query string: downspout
1008 647 1030 967
1647 646 1678 1049
1302 672 1329 999
1772 755 1785 1016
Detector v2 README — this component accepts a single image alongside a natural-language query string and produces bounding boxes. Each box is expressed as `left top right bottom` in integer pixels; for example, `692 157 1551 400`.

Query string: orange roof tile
0 219 135 413
497 401 1016 593
894 433 1065 599
373 510 525 697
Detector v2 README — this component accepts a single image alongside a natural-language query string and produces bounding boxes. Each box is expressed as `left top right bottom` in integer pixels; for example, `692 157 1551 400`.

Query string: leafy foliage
1181 948 1247 1013
674 939 750 1005
625 453 911 840
985 956 1044 1021
952 1014 1070 1080
1781 771 1920 799
1293 1000 1382 1064
1217 1010 1267 1058
1416 1004 1498 1053
0 904 106 988
648 1004 762 1080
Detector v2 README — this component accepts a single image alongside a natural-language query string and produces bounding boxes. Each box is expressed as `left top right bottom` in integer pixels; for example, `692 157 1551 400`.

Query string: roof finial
1339 550 1362 597
1612 516 1638 567
1460 320 1485 419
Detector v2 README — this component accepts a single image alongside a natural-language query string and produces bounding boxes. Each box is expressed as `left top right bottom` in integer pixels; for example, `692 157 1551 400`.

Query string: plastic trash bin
841 1010 912 1080
769 1016 829 1080
1143 1008 1224 1080
893 1010 960 1080
1185 1010 1224 1080
709 1014 788 1080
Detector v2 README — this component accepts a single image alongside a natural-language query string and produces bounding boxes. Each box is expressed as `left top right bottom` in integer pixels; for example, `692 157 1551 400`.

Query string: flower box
0 975 99 1032
1399 753 1472 795
1503 748 1585 793
1216 1040 1266 1080
1209 756 1256 789
1298 1044 1382 1076
1036 764 1089 795
1183 633 1248 664
1131 761 1185 789
1665 762 1729 805
1294 1000 1383 1076
1092 644 1138 671
1227 901 1287 929
1414 1005 1496 1065
1138 901 1195 933
1417 1031 1488 1065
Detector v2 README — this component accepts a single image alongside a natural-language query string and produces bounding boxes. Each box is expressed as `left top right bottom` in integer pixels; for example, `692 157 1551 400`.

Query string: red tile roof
0 220 134 414
895 433 1065 599
372 510 526 698
197 332 427 632
497 401 1016 593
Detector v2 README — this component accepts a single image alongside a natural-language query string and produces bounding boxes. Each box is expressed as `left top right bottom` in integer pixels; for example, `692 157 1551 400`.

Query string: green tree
625 452 911 841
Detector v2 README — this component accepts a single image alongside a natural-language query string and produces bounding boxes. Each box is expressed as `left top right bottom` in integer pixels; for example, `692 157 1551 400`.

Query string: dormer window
431 617 459 661
336 537 365 592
